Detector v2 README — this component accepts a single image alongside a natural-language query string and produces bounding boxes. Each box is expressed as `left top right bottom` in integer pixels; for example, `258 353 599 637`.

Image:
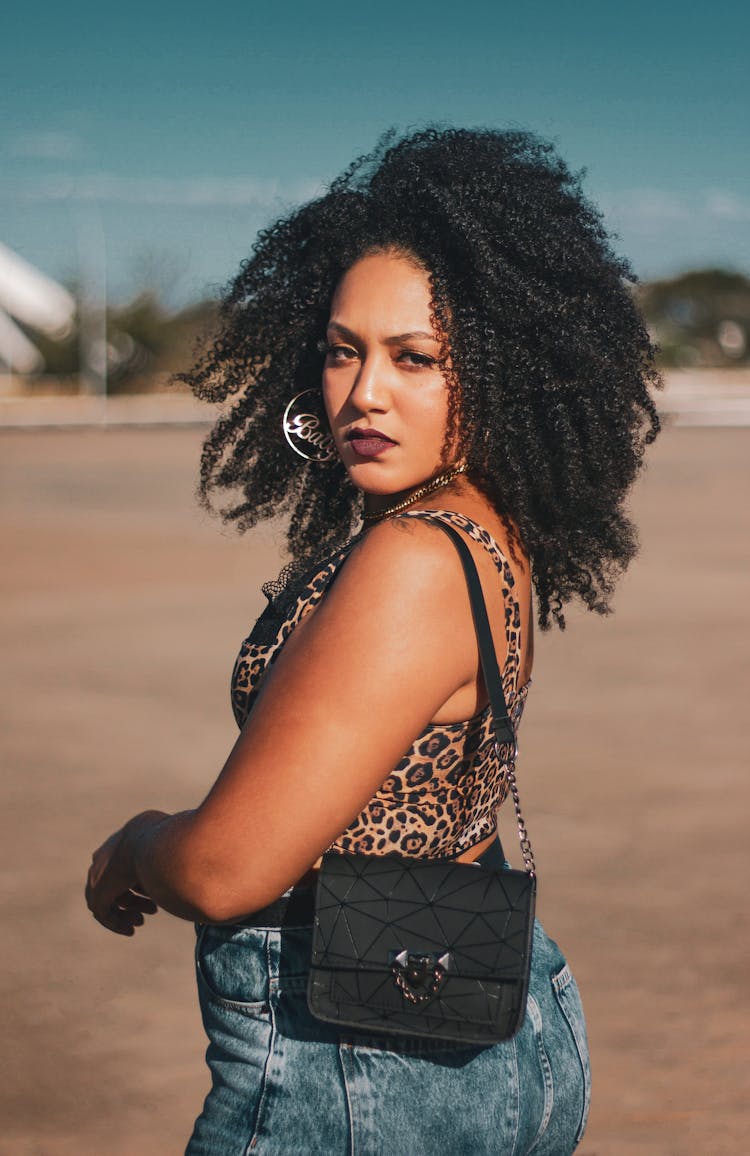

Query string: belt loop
235 885 316 929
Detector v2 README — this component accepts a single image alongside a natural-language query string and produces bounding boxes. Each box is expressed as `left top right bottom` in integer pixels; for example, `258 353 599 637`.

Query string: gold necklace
362 463 468 524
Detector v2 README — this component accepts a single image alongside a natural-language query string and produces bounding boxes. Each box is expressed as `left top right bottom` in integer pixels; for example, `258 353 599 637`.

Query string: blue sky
3 0 748 305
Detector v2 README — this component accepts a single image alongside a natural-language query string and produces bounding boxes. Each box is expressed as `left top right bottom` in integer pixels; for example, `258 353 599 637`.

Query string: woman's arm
86 518 490 930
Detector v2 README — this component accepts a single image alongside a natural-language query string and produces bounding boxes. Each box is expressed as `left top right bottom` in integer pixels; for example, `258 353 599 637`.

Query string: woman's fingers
97 910 138 936
85 814 167 934
117 891 158 915
88 888 158 935
114 907 144 927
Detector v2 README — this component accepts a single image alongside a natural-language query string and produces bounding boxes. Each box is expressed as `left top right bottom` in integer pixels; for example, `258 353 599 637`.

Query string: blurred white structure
0 243 76 374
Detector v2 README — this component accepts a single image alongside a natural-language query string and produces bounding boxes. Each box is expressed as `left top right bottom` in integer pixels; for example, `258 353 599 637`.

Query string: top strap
401 517 514 746
392 513 536 876
400 508 513 582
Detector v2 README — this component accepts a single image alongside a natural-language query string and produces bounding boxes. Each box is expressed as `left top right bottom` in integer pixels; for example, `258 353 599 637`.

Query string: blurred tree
104 292 216 393
22 292 216 393
638 269 750 368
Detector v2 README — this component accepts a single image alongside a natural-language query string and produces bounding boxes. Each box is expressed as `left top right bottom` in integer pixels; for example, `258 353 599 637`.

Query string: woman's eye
320 342 358 363
398 350 436 368
317 341 437 369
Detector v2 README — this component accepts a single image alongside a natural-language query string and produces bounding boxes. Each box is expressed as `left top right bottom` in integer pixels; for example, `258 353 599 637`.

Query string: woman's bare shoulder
326 513 471 617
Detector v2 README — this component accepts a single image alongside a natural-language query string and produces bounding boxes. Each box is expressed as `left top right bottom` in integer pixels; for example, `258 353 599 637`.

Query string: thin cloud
0 174 325 208
8 132 85 161
704 191 750 221
601 187 750 229
600 189 694 224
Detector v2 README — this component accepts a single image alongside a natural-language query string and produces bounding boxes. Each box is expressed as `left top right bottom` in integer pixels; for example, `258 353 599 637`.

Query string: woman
86 128 660 1154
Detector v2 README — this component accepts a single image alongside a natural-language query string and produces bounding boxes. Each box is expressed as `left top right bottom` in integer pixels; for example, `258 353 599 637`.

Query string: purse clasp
390 950 451 1004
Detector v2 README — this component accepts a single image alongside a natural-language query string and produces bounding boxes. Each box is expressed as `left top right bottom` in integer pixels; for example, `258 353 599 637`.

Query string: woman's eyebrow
327 321 438 344
383 330 438 345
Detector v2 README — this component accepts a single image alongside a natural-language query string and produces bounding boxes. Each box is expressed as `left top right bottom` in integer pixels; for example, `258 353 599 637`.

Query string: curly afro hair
178 126 661 629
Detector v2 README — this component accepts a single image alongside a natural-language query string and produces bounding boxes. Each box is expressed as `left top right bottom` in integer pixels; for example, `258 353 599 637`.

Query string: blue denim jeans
187 882 590 1154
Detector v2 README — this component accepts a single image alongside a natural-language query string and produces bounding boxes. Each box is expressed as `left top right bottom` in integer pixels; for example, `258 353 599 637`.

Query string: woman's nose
347 355 391 414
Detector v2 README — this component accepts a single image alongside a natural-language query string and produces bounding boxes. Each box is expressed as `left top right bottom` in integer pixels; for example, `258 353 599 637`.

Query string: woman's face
322 251 459 505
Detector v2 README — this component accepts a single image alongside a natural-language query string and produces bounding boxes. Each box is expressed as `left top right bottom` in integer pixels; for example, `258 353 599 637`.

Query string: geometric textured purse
308 519 536 1044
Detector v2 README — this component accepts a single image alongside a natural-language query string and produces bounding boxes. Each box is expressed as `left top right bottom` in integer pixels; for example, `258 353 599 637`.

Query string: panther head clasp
390 950 451 1004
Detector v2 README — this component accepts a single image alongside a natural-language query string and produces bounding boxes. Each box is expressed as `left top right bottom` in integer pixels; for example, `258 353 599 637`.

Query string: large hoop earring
282 389 338 463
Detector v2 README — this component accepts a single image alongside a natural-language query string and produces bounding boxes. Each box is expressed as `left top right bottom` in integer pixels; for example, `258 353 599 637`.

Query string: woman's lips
348 429 396 458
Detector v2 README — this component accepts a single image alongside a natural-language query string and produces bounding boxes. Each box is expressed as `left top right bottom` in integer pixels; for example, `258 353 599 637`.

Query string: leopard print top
231 510 531 858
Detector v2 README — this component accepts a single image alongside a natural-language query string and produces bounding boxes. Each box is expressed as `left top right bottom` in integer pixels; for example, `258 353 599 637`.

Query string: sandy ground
1 421 748 1155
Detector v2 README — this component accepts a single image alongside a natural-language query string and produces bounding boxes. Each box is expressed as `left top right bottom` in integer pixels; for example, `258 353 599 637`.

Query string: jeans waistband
234 885 316 928
234 837 508 929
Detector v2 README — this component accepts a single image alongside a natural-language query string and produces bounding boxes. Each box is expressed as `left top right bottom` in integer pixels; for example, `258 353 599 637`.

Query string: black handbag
308 519 537 1044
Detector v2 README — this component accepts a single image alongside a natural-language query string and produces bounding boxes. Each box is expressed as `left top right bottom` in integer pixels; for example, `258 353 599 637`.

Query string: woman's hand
85 811 165 935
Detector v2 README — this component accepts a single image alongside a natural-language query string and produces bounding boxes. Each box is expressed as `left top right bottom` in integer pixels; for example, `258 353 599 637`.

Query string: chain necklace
362 463 468 524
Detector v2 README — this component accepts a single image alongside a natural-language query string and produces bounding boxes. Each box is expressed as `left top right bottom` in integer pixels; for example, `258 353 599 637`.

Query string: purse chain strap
396 513 537 878
504 752 536 877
